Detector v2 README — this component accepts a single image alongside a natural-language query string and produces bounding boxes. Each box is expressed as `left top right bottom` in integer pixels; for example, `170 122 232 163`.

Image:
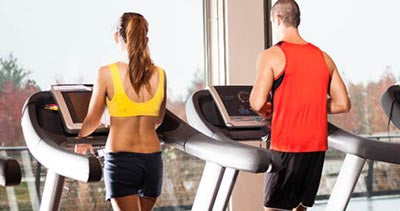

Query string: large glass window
0 0 205 210
270 0 400 208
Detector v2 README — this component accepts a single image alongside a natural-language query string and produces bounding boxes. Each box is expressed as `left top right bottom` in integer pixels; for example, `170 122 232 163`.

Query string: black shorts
104 151 163 201
264 151 325 210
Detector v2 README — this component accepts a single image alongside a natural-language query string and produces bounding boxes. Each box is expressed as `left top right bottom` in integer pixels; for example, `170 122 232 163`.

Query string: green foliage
0 53 31 90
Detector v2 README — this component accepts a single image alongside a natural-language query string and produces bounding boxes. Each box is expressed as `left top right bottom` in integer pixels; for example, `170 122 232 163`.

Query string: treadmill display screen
214 86 257 116
61 91 92 123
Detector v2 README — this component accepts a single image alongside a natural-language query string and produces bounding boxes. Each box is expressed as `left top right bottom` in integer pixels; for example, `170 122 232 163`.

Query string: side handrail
328 123 400 164
21 92 102 183
0 155 21 186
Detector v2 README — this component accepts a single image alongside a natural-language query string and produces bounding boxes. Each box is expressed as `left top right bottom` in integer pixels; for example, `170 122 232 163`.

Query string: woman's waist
108 125 158 136
105 135 161 153
105 150 161 158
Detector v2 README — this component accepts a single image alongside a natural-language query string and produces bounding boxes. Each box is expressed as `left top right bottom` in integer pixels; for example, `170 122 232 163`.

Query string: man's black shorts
264 151 325 210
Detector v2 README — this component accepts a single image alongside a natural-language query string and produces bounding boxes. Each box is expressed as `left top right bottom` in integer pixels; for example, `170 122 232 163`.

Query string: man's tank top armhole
318 49 333 78
273 44 287 81
274 69 285 81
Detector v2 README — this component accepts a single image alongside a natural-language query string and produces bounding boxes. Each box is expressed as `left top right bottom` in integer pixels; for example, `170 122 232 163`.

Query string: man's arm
324 52 351 114
250 49 275 117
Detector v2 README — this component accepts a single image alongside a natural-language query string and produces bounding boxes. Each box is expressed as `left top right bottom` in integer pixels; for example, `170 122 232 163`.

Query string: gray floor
310 196 400 211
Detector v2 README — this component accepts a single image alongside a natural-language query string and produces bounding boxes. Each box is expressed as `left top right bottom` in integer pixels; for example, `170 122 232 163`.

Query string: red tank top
270 41 331 152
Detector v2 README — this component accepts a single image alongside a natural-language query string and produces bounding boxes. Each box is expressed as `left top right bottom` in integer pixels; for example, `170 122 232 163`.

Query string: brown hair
272 0 301 28
118 12 153 94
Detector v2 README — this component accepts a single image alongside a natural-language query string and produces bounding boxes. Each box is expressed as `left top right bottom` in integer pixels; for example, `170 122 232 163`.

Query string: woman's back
76 13 165 210
104 62 166 153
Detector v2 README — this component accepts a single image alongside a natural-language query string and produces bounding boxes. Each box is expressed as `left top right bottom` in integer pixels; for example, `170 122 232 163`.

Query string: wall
226 0 265 85
225 0 266 210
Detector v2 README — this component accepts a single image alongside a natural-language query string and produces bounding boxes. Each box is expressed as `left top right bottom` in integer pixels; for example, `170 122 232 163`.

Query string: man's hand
74 143 95 155
259 102 272 118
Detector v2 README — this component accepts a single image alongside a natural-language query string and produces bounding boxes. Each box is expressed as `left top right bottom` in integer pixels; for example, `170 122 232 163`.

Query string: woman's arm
78 67 108 138
156 70 167 129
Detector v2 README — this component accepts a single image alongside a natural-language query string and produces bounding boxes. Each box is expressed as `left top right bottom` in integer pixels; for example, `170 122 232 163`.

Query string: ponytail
119 13 153 94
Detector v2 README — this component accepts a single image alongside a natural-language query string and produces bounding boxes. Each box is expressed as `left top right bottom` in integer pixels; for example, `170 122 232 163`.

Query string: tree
328 70 398 135
0 53 39 146
365 71 397 134
0 54 31 90
328 82 368 134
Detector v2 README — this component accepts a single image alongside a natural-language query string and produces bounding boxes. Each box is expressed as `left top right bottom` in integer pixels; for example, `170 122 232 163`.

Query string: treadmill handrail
328 123 400 164
23 89 278 185
188 89 400 167
0 155 22 186
158 110 279 173
21 93 102 183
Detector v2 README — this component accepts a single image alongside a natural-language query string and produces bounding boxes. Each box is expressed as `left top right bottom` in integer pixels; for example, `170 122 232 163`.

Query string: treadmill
0 155 21 187
20 85 281 211
186 86 400 211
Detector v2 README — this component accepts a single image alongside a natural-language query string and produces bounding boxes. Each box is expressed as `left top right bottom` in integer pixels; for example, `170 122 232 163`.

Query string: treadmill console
51 84 109 134
208 86 269 128
381 84 400 129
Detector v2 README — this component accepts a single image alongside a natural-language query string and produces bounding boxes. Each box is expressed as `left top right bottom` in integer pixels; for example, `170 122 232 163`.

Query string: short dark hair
271 0 301 28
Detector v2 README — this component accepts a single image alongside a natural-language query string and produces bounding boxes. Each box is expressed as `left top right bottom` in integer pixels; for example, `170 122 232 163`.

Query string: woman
75 12 166 211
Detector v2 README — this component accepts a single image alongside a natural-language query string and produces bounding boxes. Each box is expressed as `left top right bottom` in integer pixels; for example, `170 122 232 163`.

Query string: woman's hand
74 143 95 155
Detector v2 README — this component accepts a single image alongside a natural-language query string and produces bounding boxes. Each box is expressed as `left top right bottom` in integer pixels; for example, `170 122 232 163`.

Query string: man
249 0 350 211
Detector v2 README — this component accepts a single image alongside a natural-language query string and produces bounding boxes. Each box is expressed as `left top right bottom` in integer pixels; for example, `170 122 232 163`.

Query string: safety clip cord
183 139 187 152
260 126 270 149
387 99 396 142
260 134 269 149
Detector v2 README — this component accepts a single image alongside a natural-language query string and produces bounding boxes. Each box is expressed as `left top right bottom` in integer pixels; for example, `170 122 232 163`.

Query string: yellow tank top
106 63 165 117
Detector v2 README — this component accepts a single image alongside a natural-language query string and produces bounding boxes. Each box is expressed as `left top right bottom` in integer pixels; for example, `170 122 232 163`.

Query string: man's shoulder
258 46 285 62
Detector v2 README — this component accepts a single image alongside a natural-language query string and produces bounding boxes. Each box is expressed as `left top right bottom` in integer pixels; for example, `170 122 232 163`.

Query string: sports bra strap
109 63 124 96
157 67 164 92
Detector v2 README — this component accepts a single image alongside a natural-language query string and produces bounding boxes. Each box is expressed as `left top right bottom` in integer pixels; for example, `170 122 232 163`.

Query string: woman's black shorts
104 151 163 201
264 151 325 210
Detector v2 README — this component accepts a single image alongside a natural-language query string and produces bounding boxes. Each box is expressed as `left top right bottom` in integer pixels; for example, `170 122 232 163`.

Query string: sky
0 0 204 101
272 0 400 85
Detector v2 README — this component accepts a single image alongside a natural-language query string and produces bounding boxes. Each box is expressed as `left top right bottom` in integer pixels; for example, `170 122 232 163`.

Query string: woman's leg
139 197 158 211
110 194 140 211
293 204 307 211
